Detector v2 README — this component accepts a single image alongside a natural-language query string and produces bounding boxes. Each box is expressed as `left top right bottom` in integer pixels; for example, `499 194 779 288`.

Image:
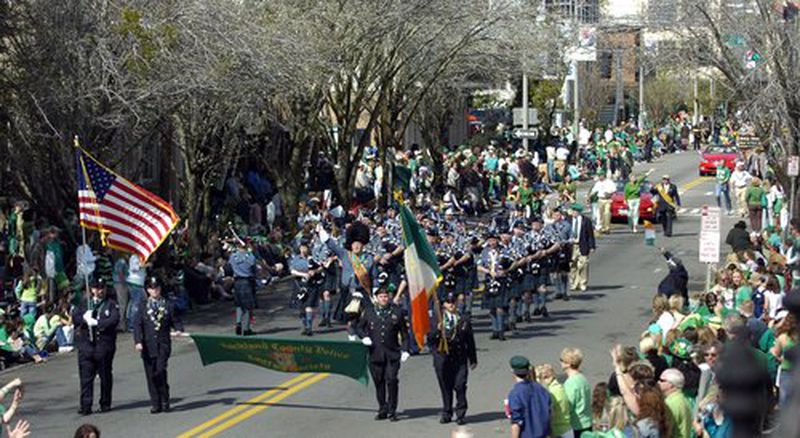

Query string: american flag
76 148 179 262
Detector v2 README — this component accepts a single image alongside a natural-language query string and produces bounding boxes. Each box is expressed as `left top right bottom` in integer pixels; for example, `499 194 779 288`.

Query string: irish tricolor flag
399 203 442 349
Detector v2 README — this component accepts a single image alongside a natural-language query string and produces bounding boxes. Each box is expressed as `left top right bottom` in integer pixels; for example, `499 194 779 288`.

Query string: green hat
669 338 693 360
509 355 531 373
570 203 584 213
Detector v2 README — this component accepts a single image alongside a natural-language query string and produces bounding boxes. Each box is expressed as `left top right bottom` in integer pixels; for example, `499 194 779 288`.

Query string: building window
598 52 612 79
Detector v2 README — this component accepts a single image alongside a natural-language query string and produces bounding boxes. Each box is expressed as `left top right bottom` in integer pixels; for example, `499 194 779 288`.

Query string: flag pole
74 135 93 342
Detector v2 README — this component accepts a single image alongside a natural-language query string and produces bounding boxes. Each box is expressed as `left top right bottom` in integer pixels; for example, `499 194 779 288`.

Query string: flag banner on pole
76 148 179 262
399 203 442 349
189 334 370 385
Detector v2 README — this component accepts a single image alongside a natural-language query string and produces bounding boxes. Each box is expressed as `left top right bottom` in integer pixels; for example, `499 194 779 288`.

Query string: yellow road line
196 373 330 438
176 373 315 438
680 176 713 193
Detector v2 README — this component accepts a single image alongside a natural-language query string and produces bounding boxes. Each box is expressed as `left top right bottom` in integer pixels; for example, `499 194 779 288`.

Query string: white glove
85 316 98 327
317 224 330 243
83 310 93 323
361 337 373 346
347 334 358 342
400 351 410 363
352 292 363 299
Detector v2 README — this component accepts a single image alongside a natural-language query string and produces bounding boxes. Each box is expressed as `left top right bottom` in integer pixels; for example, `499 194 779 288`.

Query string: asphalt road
10 150 733 437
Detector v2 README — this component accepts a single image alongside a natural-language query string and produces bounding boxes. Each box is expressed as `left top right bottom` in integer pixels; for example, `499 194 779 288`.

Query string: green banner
190 334 370 385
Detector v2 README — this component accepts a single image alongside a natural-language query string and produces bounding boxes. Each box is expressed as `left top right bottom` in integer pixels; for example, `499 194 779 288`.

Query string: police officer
73 278 120 415
357 287 409 422
229 240 256 336
428 293 477 425
133 276 184 414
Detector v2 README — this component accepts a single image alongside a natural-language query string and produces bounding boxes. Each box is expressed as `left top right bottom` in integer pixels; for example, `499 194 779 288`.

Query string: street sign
737 134 760 149
699 205 721 264
789 156 800 177
512 129 538 139
512 108 538 127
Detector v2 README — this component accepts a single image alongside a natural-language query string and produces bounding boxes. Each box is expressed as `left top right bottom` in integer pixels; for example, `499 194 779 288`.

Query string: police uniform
357 299 408 421
73 278 120 415
427 295 477 424
229 246 257 335
133 277 184 413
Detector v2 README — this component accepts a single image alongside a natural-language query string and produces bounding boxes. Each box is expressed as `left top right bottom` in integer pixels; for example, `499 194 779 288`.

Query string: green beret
669 338 693 360
570 203 584 213
509 355 530 372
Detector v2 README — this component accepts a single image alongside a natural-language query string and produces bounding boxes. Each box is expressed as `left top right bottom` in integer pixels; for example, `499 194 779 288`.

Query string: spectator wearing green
745 178 765 231
715 161 732 214
560 347 593 435
659 369 693 438
623 169 654 233
535 363 572 437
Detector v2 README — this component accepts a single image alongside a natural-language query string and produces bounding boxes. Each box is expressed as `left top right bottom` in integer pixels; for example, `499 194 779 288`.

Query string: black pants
142 354 170 409
434 355 468 419
78 347 115 410
660 210 674 236
369 359 400 414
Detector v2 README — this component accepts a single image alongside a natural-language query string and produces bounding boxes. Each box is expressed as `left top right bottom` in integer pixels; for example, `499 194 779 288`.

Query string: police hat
89 277 106 289
444 292 457 304
374 287 390 297
146 276 162 289
530 215 543 223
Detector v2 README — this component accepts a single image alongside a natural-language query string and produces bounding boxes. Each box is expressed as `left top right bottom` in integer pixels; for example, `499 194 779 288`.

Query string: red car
698 146 738 176
610 180 656 223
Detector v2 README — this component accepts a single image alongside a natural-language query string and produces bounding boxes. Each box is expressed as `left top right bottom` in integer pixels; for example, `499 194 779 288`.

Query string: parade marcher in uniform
357 287 409 422
546 208 573 301
651 174 681 237
73 278 120 415
311 231 338 328
428 292 477 425
478 232 510 340
289 239 324 336
568 204 595 293
317 221 374 341
525 216 560 318
228 240 256 336
133 276 184 414
507 223 529 330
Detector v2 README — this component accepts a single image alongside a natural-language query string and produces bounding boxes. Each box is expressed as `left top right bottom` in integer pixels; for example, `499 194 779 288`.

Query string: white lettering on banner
699 206 721 263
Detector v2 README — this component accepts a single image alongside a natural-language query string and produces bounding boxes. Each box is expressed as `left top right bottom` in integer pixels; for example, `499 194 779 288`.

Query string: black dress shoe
150 407 162 414
243 329 254 336
374 412 387 420
439 416 451 424
490 332 498 340
388 413 399 422
99 406 112 413
235 324 242 335
498 333 506 341
541 307 550 318
533 308 542 316
456 417 466 425
162 403 171 413
78 408 92 416
563 295 571 301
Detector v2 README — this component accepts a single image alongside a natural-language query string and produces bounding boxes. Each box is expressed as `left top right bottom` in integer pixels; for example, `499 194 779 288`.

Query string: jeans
627 198 640 230
20 300 37 317
715 183 731 212
127 286 145 331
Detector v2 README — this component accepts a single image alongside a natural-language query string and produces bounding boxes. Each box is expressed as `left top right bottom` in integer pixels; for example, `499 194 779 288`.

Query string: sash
656 184 677 210
349 252 372 294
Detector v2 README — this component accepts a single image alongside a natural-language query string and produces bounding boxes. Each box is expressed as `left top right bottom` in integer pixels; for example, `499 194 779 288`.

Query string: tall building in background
544 0 600 23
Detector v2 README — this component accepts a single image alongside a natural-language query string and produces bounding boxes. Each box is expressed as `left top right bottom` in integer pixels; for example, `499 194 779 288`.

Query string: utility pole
572 0 580 141
693 75 699 125
638 30 645 129
613 48 623 126
522 71 529 151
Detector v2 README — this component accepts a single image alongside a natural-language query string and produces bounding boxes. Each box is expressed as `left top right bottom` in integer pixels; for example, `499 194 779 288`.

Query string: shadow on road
172 397 238 412
587 285 624 291
400 407 441 419
111 397 184 411
207 386 290 395
465 410 505 424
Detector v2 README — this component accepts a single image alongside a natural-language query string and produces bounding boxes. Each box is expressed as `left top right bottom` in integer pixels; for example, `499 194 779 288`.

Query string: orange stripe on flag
411 288 430 349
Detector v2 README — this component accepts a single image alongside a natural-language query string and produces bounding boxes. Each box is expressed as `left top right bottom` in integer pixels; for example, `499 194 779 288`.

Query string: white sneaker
58 346 74 353
347 334 358 342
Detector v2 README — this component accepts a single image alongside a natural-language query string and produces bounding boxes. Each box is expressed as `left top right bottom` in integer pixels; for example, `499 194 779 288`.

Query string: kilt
233 278 256 310
322 265 340 292
289 280 320 309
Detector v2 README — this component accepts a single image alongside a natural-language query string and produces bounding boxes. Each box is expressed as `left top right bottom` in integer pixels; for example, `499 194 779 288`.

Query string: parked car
698 145 738 176
610 180 656 223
